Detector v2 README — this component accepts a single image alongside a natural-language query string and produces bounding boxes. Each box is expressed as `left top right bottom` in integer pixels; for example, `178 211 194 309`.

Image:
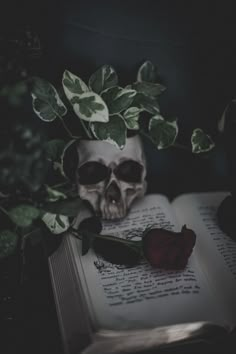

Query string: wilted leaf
132 81 166 97
62 70 89 101
91 114 127 149
0 230 18 259
31 77 67 121
123 107 141 130
41 212 70 234
101 86 136 114
9 205 40 227
72 92 109 122
149 115 178 149
191 129 215 153
88 65 118 94
137 60 158 83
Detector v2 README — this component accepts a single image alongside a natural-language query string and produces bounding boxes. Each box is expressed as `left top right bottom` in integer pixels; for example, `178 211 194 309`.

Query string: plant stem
172 143 191 152
58 116 80 139
71 227 141 247
139 129 154 143
80 119 93 139
0 205 9 217
139 129 191 152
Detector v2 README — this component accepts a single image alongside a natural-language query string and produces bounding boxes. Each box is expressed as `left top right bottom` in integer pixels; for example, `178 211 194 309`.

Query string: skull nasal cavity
105 181 121 203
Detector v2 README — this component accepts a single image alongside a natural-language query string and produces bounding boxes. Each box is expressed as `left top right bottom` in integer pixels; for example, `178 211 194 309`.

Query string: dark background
1 1 236 353
2 0 236 195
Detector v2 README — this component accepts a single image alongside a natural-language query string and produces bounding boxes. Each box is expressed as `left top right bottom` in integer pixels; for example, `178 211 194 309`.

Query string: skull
76 135 147 220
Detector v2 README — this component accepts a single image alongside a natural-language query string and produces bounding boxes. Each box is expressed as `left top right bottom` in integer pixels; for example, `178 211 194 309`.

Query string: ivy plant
31 61 215 152
0 59 216 265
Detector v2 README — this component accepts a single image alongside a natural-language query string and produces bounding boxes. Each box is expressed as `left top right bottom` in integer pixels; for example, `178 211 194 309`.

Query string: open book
49 191 236 354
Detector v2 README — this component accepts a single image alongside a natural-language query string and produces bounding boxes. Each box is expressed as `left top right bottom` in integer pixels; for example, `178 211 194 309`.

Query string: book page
172 191 236 327
70 194 224 331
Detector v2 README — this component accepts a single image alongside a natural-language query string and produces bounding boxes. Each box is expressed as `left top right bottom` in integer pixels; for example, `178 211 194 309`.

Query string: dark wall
34 1 236 132
2 1 236 195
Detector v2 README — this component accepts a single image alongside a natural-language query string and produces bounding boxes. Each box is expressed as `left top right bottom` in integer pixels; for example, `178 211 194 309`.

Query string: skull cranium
76 135 147 220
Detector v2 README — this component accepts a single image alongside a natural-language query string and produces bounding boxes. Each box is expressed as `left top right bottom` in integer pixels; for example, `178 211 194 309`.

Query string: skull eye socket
114 160 143 183
78 162 110 185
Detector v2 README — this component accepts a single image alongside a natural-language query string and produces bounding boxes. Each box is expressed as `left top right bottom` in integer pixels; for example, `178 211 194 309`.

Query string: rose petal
142 226 196 269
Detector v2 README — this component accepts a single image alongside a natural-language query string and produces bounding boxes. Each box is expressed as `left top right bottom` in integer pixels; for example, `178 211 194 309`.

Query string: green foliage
149 115 178 149
123 107 141 130
72 92 109 122
137 61 159 83
191 129 215 153
101 86 136 115
91 114 127 149
30 61 215 153
88 65 118 94
0 230 18 259
9 205 40 227
0 54 217 262
31 77 67 121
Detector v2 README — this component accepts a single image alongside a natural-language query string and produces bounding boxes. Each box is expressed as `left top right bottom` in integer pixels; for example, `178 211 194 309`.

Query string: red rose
142 225 196 269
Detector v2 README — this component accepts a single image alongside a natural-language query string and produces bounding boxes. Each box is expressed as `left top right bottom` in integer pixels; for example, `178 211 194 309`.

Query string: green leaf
41 213 70 234
45 185 67 202
43 196 85 217
71 92 109 122
149 114 178 149
132 93 160 114
44 139 66 161
0 230 18 259
137 60 158 83
62 70 89 101
123 107 141 130
31 77 67 121
191 129 215 153
101 86 136 115
9 205 40 227
88 65 118 94
132 81 166 97
91 114 127 149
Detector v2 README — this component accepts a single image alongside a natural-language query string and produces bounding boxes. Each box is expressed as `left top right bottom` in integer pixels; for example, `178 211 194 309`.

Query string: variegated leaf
31 77 67 121
88 65 118 94
191 129 215 153
91 114 127 149
137 60 158 83
123 107 141 130
101 86 136 114
71 92 109 122
62 70 89 102
132 81 166 97
41 213 70 234
45 185 67 202
132 93 160 114
149 114 178 149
